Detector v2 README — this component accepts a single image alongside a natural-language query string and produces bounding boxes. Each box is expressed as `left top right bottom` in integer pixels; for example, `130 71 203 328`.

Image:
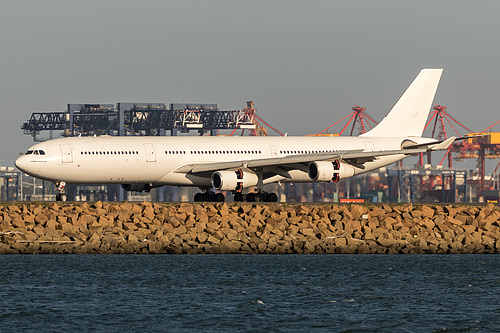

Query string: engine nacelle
211 170 259 191
308 160 355 183
308 161 335 181
121 183 153 192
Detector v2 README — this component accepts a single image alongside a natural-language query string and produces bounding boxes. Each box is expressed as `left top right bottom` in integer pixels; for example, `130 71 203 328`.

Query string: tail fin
361 69 443 137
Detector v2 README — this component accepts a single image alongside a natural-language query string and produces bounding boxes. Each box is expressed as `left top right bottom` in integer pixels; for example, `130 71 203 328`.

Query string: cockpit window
25 149 46 155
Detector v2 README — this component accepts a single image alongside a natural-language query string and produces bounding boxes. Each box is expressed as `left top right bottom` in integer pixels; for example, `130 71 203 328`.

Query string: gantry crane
229 101 285 137
451 129 500 198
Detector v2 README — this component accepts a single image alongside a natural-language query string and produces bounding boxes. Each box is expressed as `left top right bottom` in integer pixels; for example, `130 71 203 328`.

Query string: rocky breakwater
0 202 498 254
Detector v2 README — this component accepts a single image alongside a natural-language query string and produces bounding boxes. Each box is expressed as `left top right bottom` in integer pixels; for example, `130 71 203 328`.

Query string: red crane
418 104 473 168
315 105 378 136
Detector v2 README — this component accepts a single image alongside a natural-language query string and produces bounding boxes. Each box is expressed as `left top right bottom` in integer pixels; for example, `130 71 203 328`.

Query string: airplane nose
14 156 28 173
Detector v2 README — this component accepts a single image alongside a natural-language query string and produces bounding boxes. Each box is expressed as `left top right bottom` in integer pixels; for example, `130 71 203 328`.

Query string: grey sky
1 0 499 167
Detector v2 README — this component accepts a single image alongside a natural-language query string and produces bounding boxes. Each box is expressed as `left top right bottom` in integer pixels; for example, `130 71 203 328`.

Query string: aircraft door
364 141 375 152
60 144 73 163
270 145 278 157
144 143 156 162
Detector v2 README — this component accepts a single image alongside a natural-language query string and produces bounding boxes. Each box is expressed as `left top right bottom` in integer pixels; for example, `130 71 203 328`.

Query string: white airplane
15 69 456 202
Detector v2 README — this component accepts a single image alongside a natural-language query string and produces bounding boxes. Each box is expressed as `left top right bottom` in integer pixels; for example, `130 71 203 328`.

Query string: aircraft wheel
200 193 210 202
246 193 256 202
215 193 225 202
194 193 202 202
55 193 61 201
233 192 243 202
265 193 278 202
58 193 67 202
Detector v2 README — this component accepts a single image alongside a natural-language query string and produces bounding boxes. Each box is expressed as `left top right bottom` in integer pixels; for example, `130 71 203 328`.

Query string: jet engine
211 169 259 191
121 183 153 192
308 160 355 183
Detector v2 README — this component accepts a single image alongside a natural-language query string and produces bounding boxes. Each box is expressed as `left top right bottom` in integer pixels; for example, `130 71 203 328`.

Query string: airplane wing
173 136 457 175
173 150 357 174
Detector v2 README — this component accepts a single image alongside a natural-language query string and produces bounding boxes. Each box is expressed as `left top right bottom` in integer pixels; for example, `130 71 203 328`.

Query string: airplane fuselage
15 135 419 187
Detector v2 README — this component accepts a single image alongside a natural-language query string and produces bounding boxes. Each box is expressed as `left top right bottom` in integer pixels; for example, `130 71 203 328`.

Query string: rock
334 237 347 247
178 203 194 215
143 206 155 221
350 205 364 219
421 205 435 219
88 233 101 245
303 241 316 253
300 228 316 238
46 220 58 231
462 225 476 234
11 217 25 228
34 214 49 225
123 222 138 231
120 202 134 211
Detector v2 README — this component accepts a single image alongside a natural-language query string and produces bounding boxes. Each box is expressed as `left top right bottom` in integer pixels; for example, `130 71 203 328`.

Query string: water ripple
0 254 498 332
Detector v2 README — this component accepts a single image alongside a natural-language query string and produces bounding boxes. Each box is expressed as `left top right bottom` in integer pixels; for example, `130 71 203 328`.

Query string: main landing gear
233 190 278 202
194 189 225 202
193 189 279 202
55 181 68 202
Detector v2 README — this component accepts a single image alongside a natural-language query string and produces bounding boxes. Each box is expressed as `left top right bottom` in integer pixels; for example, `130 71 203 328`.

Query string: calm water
0 255 498 333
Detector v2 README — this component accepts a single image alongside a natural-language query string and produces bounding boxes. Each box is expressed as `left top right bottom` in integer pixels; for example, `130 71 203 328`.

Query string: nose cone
15 155 29 173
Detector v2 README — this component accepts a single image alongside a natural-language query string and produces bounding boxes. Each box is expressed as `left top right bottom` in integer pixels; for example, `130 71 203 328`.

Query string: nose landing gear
55 193 68 202
55 181 67 202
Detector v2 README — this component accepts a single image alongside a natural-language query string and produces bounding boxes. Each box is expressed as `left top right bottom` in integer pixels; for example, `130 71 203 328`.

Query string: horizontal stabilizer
428 137 456 150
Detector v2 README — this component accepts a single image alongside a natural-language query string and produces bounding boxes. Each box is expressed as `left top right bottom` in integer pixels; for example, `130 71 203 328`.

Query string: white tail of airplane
361 68 443 138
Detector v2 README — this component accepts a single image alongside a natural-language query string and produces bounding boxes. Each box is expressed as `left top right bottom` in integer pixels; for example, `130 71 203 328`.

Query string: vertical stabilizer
361 69 443 137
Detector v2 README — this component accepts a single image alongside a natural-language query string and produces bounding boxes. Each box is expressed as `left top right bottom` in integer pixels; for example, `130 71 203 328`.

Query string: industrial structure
408 104 500 201
451 131 500 199
22 102 259 141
